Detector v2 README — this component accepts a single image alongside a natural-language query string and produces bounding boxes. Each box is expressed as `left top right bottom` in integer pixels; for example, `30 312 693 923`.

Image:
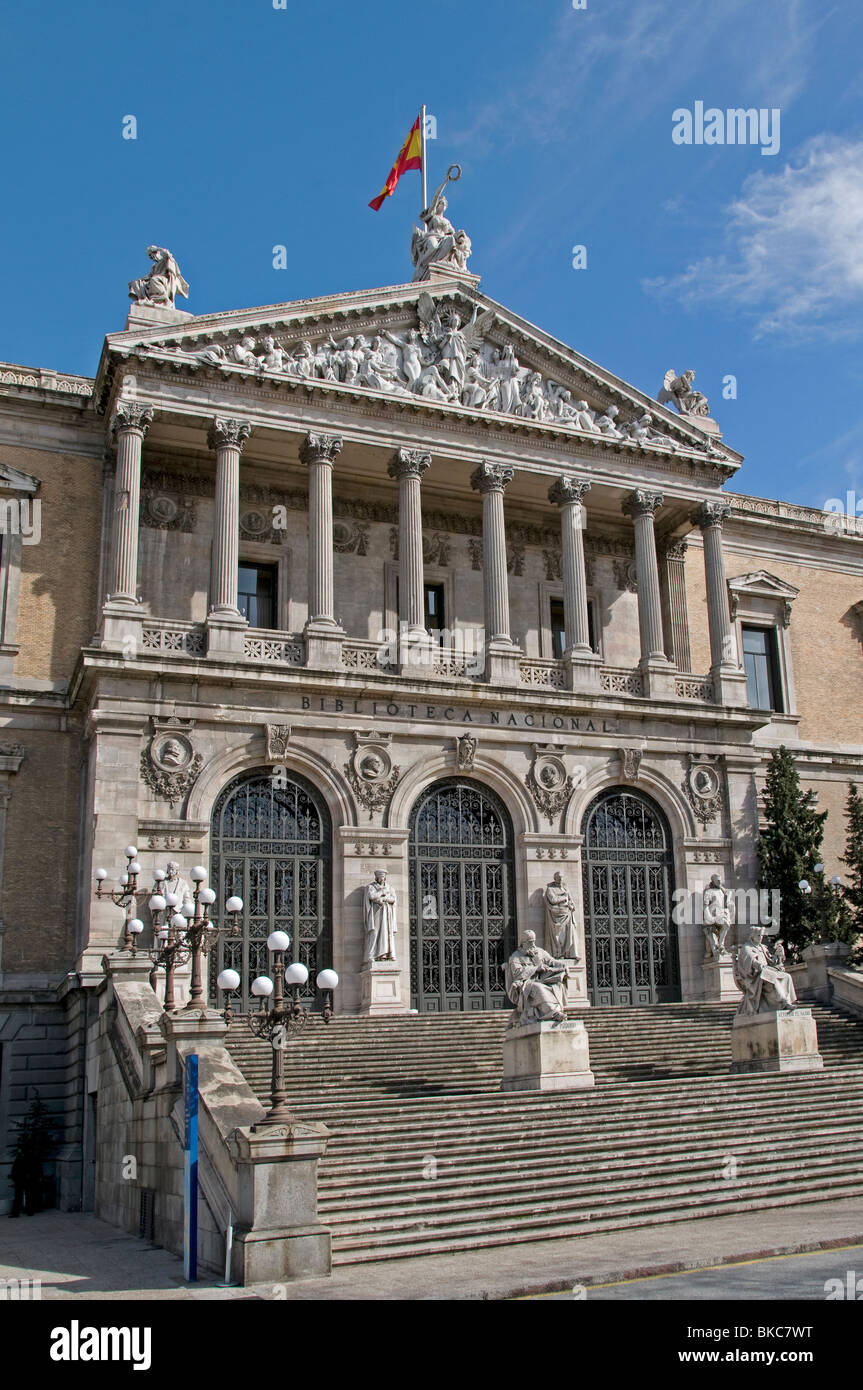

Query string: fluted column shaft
622 490 666 662
208 418 252 615
549 476 592 652
471 461 514 644
388 449 431 634
301 432 343 625
694 501 735 669
110 404 153 602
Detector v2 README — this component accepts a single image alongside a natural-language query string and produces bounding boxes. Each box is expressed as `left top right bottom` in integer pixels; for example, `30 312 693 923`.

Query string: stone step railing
244 629 305 665
600 666 644 696
141 620 206 657
519 657 566 690
675 675 714 701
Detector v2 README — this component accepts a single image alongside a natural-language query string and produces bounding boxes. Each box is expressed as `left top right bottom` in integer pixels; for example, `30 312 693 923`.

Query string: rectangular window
742 626 783 712
238 563 277 629
424 582 445 635
550 597 596 657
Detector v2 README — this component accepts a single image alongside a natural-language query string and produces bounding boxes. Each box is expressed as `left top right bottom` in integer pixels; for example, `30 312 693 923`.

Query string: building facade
1 251 862 1212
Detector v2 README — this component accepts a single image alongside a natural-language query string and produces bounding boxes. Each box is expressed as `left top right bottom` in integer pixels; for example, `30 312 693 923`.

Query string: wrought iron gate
581 788 679 1006
209 768 331 1011
409 779 516 1011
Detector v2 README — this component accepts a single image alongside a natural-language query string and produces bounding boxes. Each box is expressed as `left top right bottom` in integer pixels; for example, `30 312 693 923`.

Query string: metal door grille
581 788 679 1006
409 779 516 1011
209 769 331 1010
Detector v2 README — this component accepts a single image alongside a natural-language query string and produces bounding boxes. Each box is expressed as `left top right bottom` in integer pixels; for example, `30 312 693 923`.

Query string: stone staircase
225 1003 863 1265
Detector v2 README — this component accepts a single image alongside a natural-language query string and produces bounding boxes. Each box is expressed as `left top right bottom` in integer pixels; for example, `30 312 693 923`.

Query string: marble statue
702 873 734 959
768 938 786 969
363 868 397 963
129 246 189 308
410 169 472 281
659 369 711 418
544 872 580 959
163 861 191 911
733 926 799 1015
504 930 568 1026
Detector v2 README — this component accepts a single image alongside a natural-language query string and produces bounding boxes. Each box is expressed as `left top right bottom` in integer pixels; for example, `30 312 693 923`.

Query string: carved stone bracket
455 733 477 770
619 748 642 781
265 724 292 761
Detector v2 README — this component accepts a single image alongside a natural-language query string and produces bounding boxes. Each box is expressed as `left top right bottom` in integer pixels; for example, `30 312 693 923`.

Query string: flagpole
420 104 428 212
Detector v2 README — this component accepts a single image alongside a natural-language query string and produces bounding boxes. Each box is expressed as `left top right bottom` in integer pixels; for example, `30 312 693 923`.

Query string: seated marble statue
734 926 798 1016
504 930 568 1027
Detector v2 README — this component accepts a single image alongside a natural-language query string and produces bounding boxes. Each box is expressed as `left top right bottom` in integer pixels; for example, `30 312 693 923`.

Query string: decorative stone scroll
455 733 477 770
265 725 292 761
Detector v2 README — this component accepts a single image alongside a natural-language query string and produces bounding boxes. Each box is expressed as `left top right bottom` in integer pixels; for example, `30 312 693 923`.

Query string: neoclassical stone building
1 247 862 1211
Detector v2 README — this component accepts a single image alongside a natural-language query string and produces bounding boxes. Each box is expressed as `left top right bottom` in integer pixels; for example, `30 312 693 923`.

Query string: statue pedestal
359 959 408 1017
702 954 740 1002
561 959 590 1010
501 1019 595 1093
730 1008 823 1074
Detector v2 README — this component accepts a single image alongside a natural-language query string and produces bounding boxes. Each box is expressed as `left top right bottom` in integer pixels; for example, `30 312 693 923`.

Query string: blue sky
1 0 862 508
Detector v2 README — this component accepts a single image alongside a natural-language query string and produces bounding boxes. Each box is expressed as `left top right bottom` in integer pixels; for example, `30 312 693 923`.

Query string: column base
304 620 345 671
396 628 436 678
565 651 603 695
711 665 750 709
501 1019 595 1092
486 640 523 687
100 600 144 654
702 954 741 1002
730 1008 823 1074
638 657 677 699
359 959 409 1016
206 611 247 658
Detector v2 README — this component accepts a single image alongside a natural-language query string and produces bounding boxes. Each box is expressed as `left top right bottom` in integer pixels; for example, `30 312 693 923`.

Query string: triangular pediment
98 278 740 471
728 571 800 600
0 461 40 494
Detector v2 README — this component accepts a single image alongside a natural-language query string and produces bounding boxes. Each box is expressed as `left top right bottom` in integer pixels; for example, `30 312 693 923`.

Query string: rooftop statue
129 246 189 308
410 166 472 282
658 369 711 418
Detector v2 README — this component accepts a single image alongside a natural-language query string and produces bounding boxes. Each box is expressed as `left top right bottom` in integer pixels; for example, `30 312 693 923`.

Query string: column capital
208 417 252 453
388 448 431 481
622 489 664 520
692 500 732 530
471 460 514 495
111 403 153 437
549 476 591 508
662 539 689 560
300 432 343 466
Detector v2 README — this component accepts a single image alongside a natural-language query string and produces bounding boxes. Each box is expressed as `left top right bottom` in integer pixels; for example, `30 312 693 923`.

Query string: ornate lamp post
95 844 148 951
799 865 845 943
226 930 339 1126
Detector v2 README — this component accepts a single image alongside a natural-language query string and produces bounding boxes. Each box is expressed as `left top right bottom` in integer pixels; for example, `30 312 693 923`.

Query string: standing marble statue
363 868 397 963
702 873 734 959
129 246 189 307
544 872 580 959
734 926 798 1015
504 931 568 1026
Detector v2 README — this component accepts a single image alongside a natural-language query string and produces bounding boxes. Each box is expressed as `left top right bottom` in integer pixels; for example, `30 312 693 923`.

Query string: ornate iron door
209 769 331 1011
581 788 679 1006
409 779 516 1012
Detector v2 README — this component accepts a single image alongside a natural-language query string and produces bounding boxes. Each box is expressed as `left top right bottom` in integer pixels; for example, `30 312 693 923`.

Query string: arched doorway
580 787 679 1006
408 778 516 1012
209 768 332 1011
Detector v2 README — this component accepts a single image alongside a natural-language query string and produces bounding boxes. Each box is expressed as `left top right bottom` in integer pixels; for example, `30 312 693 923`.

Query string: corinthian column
206 417 251 658
109 403 153 603
388 448 431 639
549 475 602 693
300 432 345 670
692 500 748 707
622 489 675 698
471 460 521 685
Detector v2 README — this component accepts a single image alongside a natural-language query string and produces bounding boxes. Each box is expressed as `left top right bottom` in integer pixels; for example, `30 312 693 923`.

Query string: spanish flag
369 115 423 211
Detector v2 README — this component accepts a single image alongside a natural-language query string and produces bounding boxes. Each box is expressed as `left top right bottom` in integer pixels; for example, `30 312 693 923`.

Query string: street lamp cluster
95 844 339 1125
798 863 844 943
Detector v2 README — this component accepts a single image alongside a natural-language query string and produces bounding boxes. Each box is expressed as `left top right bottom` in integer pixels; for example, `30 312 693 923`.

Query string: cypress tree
839 781 863 957
756 746 827 957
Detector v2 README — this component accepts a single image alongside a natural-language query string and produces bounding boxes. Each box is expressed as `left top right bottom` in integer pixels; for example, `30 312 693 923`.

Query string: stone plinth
730 1008 823 1074
796 942 853 1004
501 1019 595 1092
229 1122 331 1283
359 959 408 1016
702 954 741 1002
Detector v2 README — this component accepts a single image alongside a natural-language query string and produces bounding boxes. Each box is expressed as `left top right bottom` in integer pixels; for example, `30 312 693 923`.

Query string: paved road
534 1245 863 1300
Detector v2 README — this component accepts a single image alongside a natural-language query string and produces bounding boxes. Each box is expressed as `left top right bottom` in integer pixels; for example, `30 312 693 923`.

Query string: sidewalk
2 1201 863 1300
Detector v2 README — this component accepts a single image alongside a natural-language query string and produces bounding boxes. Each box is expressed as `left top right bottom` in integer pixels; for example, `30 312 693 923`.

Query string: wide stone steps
224 1002 863 1264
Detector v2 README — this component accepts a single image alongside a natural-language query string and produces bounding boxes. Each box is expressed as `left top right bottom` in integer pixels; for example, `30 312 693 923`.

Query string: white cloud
644 134 863 341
